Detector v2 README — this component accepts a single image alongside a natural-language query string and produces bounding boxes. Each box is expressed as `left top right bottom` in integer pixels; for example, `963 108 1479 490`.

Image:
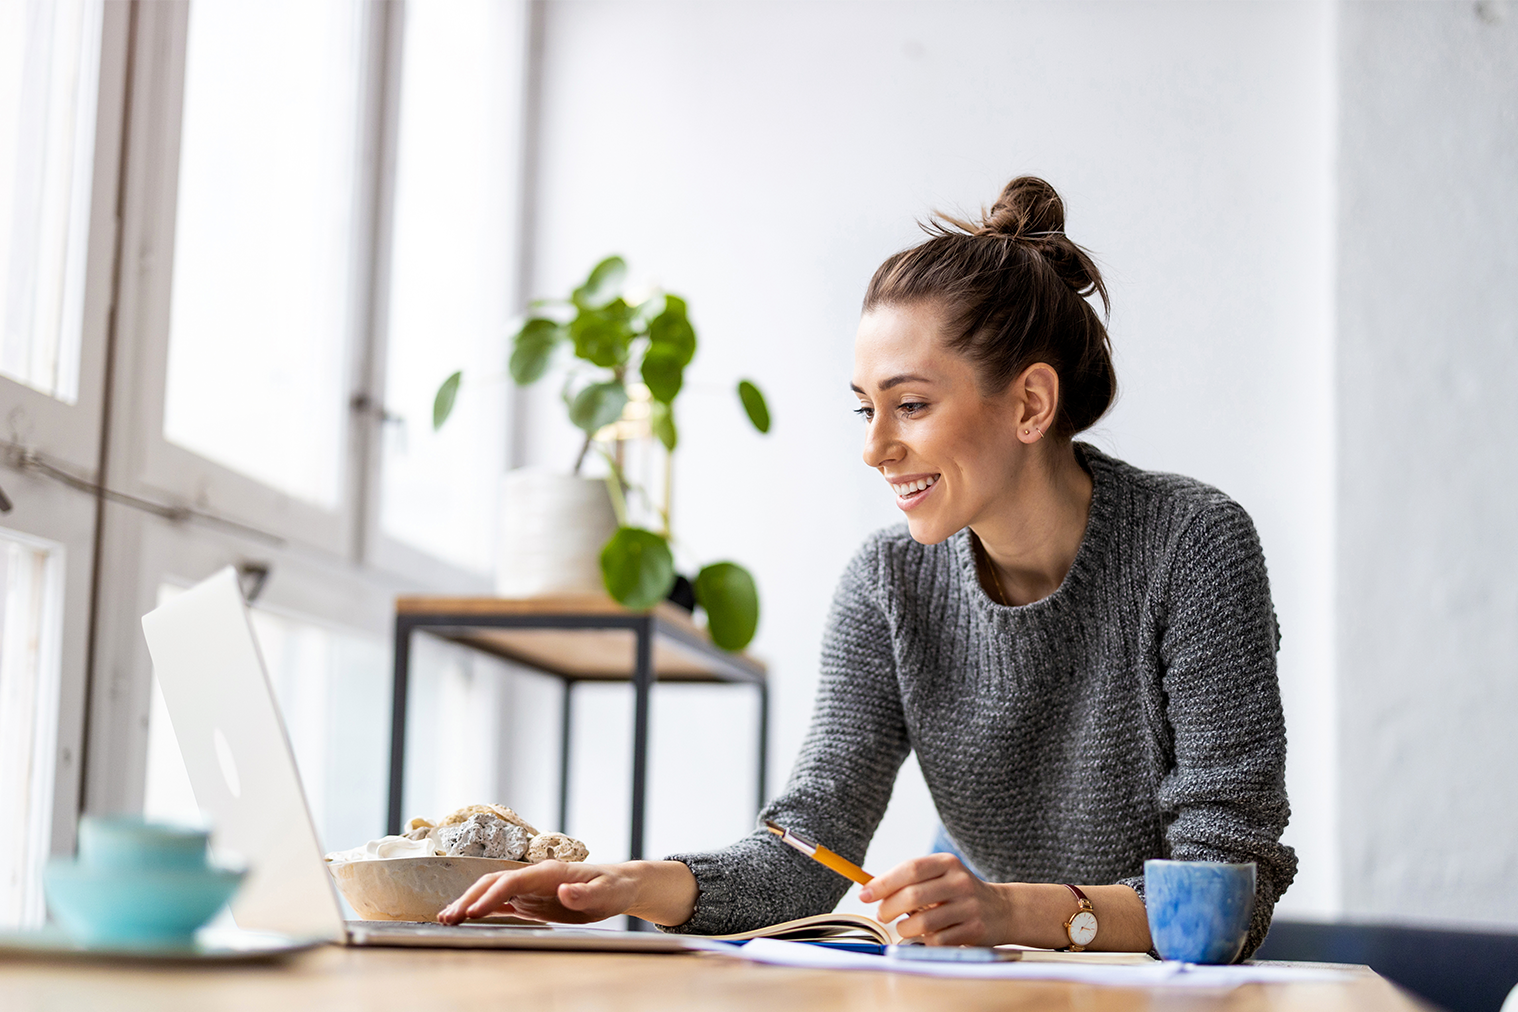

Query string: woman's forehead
854 305 966 391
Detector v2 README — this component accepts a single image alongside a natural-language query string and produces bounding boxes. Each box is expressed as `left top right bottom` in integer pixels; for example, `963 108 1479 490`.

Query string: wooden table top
395 593 766 683
0 944 1426 1012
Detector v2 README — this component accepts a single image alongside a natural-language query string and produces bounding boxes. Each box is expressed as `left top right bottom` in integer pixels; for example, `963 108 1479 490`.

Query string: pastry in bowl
325 805 589 922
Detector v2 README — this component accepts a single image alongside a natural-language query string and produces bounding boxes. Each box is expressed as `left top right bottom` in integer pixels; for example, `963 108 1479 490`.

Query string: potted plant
433 256 770 651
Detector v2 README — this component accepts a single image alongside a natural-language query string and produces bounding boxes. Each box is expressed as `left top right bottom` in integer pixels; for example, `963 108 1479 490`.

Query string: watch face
1069 910 1098 946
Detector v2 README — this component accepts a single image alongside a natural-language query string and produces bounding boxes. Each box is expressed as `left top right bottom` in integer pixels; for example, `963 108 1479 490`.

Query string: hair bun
978 176 1066 240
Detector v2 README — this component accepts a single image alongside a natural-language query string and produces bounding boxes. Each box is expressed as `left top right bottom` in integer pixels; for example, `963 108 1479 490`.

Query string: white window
161 0 365 511
3 0 537 912
87 0 529 850
0 530 64 928
0 0 102 404
378 0 514 575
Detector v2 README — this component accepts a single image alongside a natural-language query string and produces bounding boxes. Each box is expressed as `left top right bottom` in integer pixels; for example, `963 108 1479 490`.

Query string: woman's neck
970 443 1094 606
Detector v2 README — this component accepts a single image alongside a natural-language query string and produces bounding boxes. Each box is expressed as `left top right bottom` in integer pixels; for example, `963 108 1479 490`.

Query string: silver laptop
140 567 717 953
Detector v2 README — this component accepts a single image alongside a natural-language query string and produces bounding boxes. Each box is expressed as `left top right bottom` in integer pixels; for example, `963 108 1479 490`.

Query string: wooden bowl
327 856 528 922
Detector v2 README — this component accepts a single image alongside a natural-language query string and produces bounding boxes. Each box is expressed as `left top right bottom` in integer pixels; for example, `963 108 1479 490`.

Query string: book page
706 913 901 945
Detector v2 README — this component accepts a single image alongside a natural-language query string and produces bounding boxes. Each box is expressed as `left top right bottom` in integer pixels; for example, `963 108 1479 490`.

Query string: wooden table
0 945 1429 1012
387 595 768 862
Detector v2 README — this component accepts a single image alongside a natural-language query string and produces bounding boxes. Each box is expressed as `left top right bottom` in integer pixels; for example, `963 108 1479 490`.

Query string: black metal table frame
386 610 768 866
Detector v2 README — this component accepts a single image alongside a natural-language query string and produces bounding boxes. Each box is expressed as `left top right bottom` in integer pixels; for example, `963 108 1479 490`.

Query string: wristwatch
1061 884 1098 951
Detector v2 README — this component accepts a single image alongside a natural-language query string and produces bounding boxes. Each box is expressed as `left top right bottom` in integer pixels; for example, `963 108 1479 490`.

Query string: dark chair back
1255 920 1518 1012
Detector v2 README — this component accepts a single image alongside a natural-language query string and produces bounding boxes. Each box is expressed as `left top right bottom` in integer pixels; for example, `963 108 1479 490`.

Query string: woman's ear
1013 363 1059 443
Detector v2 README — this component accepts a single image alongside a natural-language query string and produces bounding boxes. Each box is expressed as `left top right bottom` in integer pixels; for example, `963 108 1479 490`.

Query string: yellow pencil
764 820 874 886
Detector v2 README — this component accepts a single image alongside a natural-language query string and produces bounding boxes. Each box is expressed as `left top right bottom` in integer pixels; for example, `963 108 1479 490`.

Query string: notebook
710 913 1155 963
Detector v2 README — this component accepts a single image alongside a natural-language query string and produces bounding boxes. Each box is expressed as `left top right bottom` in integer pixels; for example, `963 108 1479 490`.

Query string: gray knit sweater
666 445 1297 958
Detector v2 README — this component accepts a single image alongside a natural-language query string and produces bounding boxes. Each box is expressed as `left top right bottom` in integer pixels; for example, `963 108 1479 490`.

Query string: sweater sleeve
661 536 912 935
1131 499 1298 961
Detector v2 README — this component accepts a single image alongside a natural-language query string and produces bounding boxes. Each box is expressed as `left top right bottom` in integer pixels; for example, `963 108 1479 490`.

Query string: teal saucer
0 925 322 964
44 861 245 946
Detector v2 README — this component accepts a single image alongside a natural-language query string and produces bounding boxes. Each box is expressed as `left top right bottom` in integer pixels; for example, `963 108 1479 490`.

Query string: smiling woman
434 176 1296 963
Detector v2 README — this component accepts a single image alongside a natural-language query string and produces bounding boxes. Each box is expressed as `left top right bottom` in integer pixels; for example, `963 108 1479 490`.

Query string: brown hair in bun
863 176 1115 438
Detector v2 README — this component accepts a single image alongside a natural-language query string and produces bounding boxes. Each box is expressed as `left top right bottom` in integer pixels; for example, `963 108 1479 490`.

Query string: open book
705 913 1154 963
708 912 903 946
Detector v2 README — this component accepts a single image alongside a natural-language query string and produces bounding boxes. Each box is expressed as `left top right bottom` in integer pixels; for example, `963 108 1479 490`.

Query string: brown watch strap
1061 883 1097 952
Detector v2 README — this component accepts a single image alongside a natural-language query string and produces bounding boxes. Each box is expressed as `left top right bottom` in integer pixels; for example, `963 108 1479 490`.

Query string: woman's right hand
436 859 697 927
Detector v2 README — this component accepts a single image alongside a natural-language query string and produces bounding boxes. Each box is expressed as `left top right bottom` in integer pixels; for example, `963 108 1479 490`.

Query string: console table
386 595 768 866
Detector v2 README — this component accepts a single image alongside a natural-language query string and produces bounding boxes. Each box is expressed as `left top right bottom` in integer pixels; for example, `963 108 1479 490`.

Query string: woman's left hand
860 853 1013 946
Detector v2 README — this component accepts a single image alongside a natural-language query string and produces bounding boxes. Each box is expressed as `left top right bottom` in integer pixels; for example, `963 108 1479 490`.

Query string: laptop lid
140 567 345 941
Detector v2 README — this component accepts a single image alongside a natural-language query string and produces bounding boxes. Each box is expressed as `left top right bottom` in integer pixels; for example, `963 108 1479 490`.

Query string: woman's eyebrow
850 373 932 394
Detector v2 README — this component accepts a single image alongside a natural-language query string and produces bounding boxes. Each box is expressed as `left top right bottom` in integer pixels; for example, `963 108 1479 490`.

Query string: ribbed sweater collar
950 442 1118 623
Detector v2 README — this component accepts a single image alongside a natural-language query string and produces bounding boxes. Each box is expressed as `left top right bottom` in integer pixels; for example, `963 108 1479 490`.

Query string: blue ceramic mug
1144 859 1256 964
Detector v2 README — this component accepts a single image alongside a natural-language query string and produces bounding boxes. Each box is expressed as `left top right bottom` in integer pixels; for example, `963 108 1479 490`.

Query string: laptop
140 567 718 953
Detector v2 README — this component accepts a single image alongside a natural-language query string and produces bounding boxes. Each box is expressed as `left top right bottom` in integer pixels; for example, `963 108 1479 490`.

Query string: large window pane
161 0 364 509
0 0 101 403
0 529 64 929
380 0 510 572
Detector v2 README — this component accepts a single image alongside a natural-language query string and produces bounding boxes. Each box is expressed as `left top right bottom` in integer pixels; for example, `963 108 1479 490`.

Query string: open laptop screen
141 567 345 941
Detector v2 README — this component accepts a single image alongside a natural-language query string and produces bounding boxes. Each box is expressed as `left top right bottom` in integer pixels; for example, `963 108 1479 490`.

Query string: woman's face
853 302 1030 545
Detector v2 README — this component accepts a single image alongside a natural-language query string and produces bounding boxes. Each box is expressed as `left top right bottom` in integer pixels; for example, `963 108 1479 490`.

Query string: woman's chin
905 515 957 546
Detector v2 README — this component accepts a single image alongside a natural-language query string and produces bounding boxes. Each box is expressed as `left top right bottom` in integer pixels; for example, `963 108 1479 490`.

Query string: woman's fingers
860 853 960 904
896 898 984 944
861 854 1011 946
438 861 598 925
872 857 974 923
466 861 589 918
437 870 510 924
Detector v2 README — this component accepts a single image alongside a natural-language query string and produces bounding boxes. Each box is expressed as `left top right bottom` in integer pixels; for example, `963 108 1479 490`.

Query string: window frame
82 0 514 818
0 0 132 868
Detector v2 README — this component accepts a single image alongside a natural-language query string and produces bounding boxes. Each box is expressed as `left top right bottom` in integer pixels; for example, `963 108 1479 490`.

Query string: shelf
393 594 765 683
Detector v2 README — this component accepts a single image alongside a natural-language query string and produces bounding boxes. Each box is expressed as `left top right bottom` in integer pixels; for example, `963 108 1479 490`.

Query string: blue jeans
928 823 986 880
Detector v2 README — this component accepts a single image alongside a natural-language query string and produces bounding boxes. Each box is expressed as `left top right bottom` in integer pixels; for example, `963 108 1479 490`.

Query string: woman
440 176 1297 957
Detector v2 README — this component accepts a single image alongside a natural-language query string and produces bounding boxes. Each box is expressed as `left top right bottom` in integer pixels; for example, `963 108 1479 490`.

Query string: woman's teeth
890 475 939 496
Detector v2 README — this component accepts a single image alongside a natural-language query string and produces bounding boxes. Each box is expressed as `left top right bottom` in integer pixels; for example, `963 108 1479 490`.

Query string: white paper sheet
732 939 1360 989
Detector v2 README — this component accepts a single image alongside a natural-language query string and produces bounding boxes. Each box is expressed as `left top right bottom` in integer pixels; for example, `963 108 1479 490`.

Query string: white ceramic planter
495 470 618 598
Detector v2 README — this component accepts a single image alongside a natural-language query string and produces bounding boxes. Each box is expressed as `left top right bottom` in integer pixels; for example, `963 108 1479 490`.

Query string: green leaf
570 310 632 368
650 399 677 451
641 342 686 403
572 256 627 310
648 303 696 367
694 562 759 651
568 381 629 435
629 293 667 331
509 318 563 385
433 371 462 430
737 379 771 433
600 527 675 610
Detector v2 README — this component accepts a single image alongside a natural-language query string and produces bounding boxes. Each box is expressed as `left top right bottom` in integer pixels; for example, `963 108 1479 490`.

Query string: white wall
519 0 1341 918
1336 1 1518 927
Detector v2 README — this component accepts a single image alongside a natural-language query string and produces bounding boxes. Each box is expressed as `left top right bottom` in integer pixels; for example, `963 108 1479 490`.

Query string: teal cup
44 816 245 946
1144 859 1256 964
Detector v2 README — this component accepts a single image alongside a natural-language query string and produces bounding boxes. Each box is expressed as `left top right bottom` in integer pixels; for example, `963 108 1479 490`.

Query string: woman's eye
899 401 926 416
853 406 874 421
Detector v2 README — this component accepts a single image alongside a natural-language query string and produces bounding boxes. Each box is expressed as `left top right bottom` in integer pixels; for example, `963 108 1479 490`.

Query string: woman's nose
862 420 900 470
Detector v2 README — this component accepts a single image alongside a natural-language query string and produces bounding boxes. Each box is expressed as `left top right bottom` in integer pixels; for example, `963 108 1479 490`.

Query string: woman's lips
894 477 940 512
